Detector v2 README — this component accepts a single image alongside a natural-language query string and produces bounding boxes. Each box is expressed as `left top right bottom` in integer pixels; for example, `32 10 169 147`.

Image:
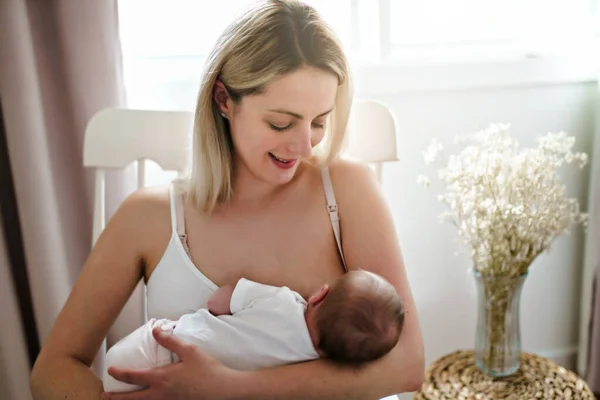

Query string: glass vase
473 270 527 377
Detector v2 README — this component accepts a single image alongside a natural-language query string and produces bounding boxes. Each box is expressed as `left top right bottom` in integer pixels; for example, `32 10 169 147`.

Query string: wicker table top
413 350 594 400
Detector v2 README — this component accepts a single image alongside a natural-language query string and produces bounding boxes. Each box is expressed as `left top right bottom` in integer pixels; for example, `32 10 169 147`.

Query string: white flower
422 139 444 166
417 174 431 188
419 123 588 277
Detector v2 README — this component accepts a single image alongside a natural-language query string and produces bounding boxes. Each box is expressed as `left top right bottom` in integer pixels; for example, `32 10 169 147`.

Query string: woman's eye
269 121 325 132
269 123 292 132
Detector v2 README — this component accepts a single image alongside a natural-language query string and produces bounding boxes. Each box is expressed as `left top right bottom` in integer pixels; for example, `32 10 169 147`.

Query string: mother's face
215 66 338 185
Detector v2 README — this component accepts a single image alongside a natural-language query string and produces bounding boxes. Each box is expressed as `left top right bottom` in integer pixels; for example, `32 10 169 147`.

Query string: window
117 0 355 60
116 0 359 111
387 0 598 62
117 0 600 110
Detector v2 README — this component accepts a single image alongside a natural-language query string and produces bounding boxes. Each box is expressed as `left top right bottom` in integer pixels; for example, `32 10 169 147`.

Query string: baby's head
307 270 405 366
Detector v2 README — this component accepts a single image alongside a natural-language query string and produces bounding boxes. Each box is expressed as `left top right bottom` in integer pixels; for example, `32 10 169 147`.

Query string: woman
30 1 425 399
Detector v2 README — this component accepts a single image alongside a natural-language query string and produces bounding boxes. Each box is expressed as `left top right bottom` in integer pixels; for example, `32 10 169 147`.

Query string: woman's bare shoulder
327 157 379 201
326 157 399 268
108 185 173 251
301 157 374 184
119 184 171 216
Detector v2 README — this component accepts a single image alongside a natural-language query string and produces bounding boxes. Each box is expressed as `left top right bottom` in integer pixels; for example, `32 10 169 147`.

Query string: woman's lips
269 152 297 169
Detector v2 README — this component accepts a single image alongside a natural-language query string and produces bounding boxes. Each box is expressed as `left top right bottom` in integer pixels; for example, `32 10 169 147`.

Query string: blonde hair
186 0 353 212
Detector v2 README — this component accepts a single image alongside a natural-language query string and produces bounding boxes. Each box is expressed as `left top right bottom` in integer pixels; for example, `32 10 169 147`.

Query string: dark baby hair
315 270 405 365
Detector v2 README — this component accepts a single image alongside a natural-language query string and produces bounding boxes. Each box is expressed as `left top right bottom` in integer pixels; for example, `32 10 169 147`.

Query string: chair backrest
82 99 398 374
84 100 398 235
343 99 399 181
84 109 194 244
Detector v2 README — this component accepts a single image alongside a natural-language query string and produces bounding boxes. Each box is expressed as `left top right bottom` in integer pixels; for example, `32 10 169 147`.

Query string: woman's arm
103 160 424 400
107 325 421 400
30 187 171 399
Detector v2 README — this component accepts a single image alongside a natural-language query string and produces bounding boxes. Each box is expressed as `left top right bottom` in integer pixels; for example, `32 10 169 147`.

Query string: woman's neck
227 162 306 209
232 177 280 206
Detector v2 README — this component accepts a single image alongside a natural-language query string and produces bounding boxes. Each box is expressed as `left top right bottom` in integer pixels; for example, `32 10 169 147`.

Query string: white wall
125 57 598 398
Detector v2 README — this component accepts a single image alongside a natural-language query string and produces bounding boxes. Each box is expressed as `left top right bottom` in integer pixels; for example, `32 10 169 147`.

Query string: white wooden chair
82 99 398 376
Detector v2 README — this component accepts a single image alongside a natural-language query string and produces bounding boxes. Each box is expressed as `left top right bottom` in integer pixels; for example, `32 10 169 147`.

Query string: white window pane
118 0 358 110
390 0 522 47
118 0 259 58
303 0 354 50
518 0 597 49
118 0 354 58
389 0 596 49
122 58 203 111
595 0 600 34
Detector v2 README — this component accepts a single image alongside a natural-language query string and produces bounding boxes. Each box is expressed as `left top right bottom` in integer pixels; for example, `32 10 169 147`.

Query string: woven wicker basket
413 350 595 399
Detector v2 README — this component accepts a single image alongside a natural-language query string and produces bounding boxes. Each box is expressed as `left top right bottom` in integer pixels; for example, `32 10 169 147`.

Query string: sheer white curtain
578 69 600 392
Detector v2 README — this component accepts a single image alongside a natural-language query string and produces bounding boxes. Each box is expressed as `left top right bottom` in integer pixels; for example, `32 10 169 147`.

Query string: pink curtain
0 0 132 396
0 215 34 400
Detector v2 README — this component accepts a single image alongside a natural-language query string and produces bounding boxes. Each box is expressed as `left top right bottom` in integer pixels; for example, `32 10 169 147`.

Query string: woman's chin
264 158 302 184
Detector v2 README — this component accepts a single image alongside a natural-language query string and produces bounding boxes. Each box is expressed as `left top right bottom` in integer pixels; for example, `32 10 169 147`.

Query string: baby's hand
207 284 236 316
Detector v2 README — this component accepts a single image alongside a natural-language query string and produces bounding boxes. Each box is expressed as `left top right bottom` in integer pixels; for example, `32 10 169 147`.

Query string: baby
103 270 405 393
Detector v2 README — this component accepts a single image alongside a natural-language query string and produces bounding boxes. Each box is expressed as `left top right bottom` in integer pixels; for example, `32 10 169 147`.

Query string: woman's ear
213 79 232 115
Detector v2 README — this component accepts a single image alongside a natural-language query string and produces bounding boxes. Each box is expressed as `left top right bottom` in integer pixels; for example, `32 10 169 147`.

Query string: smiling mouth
269 153 296 163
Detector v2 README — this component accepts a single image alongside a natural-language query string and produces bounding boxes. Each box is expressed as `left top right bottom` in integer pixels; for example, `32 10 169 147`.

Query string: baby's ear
308 284 329 306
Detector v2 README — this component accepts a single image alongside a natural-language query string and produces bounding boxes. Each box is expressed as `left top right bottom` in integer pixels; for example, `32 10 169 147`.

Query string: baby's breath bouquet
419 123 588 376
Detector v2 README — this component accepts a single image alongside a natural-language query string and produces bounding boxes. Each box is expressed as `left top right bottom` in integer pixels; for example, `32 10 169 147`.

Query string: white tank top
146 166 345 321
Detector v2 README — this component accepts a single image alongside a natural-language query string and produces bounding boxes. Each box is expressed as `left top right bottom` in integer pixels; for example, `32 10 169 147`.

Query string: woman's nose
287 124 313 157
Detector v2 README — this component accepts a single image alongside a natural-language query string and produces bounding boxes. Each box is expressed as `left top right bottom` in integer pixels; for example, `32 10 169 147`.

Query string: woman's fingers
102 363 179 399
101 388 157 400
106 366 154 387
101 390 153 400
152 327 196 360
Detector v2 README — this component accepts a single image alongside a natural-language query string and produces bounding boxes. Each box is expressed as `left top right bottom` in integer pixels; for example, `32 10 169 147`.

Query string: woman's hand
102 327 242 400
